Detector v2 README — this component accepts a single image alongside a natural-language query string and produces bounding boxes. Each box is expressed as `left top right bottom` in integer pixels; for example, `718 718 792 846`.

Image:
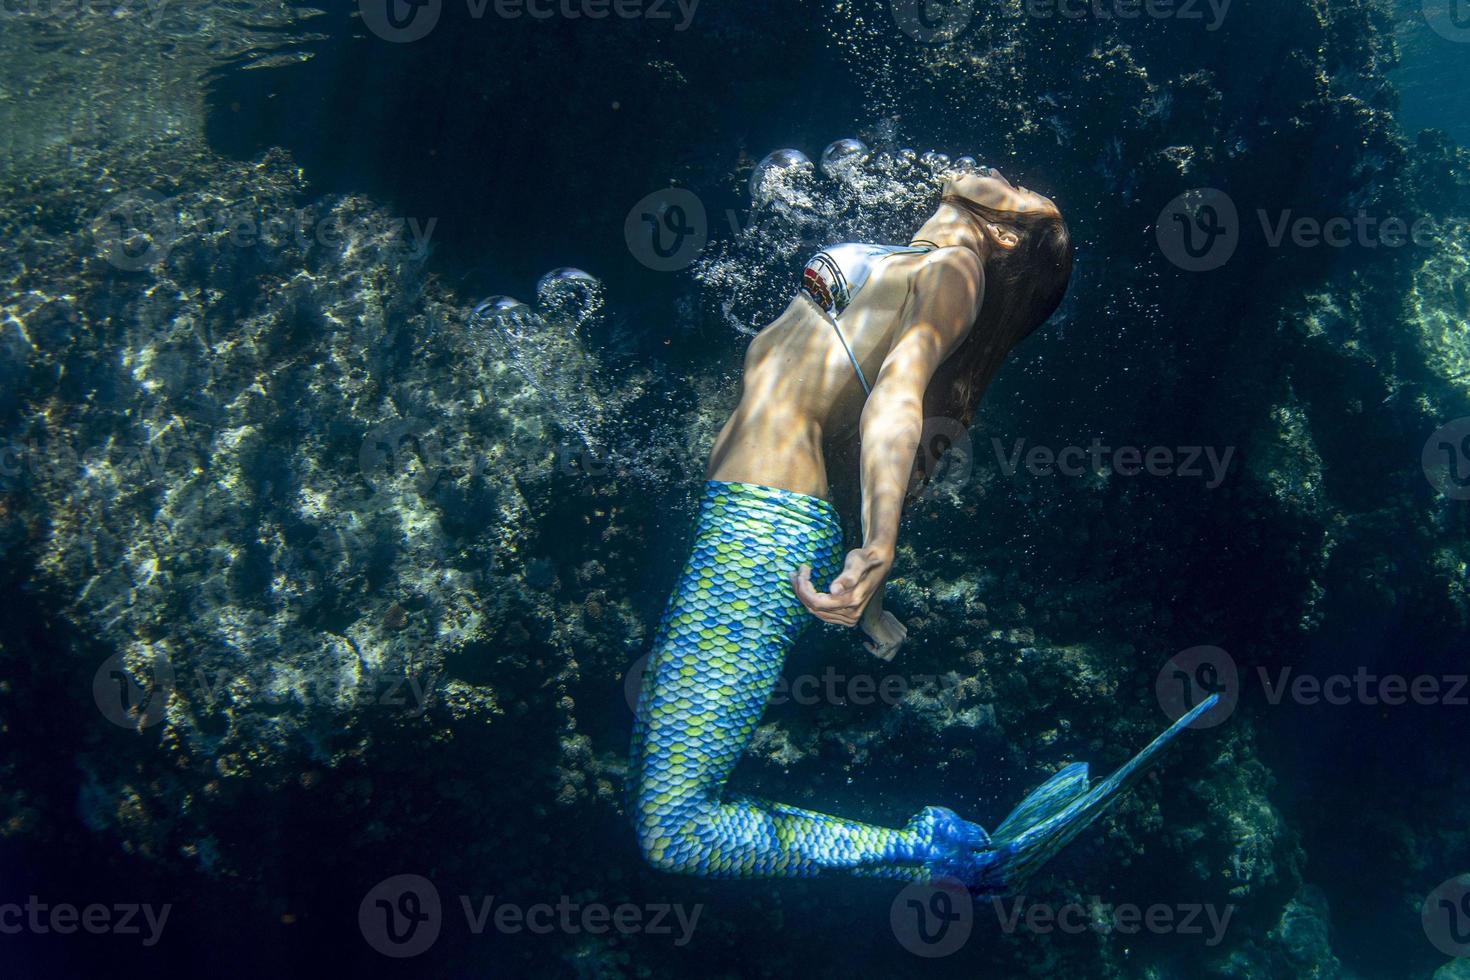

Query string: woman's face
943 169 1059 217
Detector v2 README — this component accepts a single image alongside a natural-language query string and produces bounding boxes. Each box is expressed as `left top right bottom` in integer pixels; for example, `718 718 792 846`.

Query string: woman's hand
791 547 893 627
860 610 907 661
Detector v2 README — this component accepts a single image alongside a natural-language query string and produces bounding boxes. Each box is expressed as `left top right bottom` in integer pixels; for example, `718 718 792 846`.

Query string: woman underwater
628 167 1218 889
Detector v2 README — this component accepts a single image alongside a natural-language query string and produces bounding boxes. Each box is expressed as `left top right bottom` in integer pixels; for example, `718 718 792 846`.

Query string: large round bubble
749 148 814 204
471 295 530 320
919 151 952 172
536 268 604 328
536 268 598 293
819 138 870 178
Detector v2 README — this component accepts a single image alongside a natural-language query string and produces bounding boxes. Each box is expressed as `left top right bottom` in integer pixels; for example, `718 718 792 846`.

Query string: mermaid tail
629 479 1219 886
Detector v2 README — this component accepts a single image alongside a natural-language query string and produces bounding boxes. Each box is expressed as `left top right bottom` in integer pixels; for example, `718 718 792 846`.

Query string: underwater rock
1267 885 1343 979
3 0 1469 976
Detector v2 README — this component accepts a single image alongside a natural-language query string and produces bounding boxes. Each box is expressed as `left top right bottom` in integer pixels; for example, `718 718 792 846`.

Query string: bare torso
705 248 945 500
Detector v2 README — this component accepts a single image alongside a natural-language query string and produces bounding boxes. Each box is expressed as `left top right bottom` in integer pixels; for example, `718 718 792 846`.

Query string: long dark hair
923 194 1074 427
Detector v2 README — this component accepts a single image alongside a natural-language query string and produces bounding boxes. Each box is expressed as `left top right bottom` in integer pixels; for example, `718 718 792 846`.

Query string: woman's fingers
791 562 867 626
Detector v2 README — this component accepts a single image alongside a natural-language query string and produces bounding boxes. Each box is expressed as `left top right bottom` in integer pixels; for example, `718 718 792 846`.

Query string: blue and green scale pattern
628 480 1219 888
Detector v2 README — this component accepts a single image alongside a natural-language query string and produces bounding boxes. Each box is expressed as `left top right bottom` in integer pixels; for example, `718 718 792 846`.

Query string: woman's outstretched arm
794 249 984 626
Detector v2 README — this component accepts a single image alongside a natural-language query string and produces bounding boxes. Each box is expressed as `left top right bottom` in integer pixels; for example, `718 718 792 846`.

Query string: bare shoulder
902 246 984 349
916 244 984 283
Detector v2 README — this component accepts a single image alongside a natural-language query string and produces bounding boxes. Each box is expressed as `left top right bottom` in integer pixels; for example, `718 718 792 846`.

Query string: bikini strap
908 238 942 250
828 319 872 395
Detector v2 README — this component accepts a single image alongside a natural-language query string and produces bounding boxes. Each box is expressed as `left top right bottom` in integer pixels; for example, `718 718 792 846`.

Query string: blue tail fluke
968 694 1220 893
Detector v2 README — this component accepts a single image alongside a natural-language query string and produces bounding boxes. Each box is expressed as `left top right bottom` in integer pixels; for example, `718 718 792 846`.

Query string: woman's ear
987 222 1020 249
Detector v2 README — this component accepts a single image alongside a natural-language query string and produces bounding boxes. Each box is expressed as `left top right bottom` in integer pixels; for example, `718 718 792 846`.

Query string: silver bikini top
798 240 939 393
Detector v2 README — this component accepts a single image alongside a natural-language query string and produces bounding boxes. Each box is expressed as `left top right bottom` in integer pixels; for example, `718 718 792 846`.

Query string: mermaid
628 167 1218 888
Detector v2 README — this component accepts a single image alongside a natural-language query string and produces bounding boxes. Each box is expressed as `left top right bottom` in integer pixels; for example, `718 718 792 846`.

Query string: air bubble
537 267 598 292
820 138 870 178
471 295 530 320
749 148 814 204
919 151 951 172
536 268 604 328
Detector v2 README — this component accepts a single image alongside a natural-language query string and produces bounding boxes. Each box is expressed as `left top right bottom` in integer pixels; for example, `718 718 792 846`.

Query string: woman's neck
912 204 985 257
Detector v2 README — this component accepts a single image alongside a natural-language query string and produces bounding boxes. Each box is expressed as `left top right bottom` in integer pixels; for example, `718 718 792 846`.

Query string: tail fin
979 694 1220 893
